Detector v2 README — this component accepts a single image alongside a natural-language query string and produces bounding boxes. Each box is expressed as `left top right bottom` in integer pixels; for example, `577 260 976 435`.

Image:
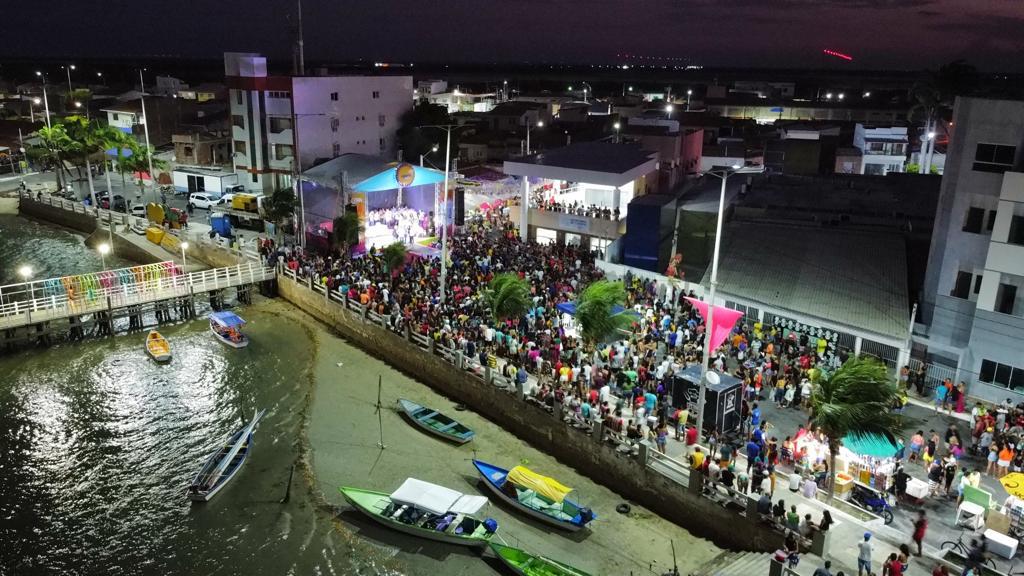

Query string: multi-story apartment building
919 97 1024 401
224 52 413 194
855 124 908 175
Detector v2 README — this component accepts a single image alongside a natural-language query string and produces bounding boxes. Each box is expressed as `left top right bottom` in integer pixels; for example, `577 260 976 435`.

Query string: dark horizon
6 0 1024 73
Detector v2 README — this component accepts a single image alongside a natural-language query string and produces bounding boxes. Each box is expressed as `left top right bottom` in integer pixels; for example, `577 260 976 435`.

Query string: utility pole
421 124 465 305
138 70 155 201
296 0 306 76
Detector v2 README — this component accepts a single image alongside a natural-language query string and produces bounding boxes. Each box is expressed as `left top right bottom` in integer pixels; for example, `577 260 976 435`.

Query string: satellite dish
706 371 721 385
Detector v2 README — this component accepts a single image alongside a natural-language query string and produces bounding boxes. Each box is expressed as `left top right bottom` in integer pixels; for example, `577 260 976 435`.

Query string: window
973 143 1016 173
252 173 258 183
372 90 380 99
951 271 973 299
274 144 294 160
112 113 119 121
267 91 291 99
379 137 385 151
963 206 985 233
330 118 340 132
235 90 243 105
996 283 1019 315
269 117 293 133
378 114 386 127
234 140 247 155
987 210 998 232
332 142 341 156
974 274 984 295
330 92 338 101
232 115 245 129
1009 215 1024 246
980 360 1024 390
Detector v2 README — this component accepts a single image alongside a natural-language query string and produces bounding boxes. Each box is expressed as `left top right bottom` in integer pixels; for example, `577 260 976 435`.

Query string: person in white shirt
599 383 611 404
857 532 873 576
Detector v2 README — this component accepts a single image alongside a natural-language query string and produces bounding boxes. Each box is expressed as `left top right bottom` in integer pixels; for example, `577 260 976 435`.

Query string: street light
687 89 693 110
180 241 189 272
838 93 845 101
863 91 871 98
35 71 51 128
420 144 439 167
613 121 621 143
526 119 544 155
98 242 110 270
693 163 765 437
63 64 75 95
825 92 833 100
138 69 155 201
17 265 33 281
665 103 674 119
29 97 40 122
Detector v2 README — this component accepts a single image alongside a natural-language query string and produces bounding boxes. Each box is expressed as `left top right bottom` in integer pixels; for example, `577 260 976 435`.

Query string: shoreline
269 297 722 576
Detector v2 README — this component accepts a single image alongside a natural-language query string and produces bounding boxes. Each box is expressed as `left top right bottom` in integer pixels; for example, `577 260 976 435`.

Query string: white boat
209 311 248 348
188 409 265 502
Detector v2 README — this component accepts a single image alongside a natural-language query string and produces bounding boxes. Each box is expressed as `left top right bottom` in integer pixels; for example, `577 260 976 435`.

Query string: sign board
395 163 415 187
558 214 590 233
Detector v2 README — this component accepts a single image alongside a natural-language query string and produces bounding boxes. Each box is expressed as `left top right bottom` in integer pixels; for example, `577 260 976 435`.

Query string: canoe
472 459 595 531
490 542 593 576
209 311 248 348
397 398 474 444
188 409 265 502
145 330 171 362
339 477 496 547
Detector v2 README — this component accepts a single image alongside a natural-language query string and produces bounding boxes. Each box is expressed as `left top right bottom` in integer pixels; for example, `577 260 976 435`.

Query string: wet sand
271 302 723 576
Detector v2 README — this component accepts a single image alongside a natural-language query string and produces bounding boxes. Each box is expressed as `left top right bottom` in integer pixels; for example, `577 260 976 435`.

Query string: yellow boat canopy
507 466 573 503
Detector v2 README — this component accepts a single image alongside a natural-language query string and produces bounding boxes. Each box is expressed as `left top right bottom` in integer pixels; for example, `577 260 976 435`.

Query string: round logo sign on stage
395 163 415 187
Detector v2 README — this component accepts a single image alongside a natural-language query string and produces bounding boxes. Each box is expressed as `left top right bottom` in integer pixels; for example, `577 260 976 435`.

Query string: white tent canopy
390 478 488 516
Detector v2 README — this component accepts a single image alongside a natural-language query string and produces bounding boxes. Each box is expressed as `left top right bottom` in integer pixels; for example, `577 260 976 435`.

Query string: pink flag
685 297 744 353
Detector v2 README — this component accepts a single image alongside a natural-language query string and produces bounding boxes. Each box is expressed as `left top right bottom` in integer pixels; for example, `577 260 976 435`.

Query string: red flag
685 297 744 353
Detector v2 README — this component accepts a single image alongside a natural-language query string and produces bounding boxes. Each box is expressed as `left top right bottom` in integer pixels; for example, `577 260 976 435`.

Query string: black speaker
454 187 465 225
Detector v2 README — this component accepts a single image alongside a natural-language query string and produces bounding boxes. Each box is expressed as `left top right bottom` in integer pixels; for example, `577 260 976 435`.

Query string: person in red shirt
911 510 927 556
685 425 699 449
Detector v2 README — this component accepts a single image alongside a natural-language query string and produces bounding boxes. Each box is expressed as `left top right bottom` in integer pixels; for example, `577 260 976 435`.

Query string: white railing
20 189 146 231
0 262 274 329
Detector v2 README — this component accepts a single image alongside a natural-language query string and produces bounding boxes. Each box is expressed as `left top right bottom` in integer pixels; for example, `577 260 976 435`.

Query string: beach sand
267 300 723 576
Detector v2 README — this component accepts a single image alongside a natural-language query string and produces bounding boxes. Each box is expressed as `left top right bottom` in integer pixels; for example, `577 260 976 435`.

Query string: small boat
145 330 171 362
397 398 474 444
188 409 265 502
339 477 497 547
489 542 593 576
209 311 248 348
472 460 595 531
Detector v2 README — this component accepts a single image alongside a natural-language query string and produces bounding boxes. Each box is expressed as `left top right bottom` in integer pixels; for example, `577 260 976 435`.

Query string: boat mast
375 376 386 450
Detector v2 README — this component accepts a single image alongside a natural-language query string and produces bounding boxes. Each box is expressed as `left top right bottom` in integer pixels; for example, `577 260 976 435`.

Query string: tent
555 302 637 317
841 433 898 458
389 478 488 516
352 164 446 192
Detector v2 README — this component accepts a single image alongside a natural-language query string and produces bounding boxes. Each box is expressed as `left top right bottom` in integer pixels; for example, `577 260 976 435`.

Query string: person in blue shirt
746 437 761 473
751 403 761 428
644 391 657 415
516 365 528 386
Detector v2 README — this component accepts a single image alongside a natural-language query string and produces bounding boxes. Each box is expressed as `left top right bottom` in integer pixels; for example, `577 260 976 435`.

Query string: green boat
397 398 474 444
490 542 592 576
339 478 496 547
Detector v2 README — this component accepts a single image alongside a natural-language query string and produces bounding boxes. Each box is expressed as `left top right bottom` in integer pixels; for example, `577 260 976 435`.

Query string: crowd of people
365 207 430 245
531 193 620 220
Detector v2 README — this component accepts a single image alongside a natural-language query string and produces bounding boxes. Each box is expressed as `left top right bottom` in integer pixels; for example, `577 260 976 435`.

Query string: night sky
9 0 1024 71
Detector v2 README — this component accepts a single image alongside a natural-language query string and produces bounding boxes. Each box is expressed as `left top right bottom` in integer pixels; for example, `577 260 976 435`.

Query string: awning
389 478 487 516
842 433 898 458
507 466 573 503
555 301 635 317
352 165 447 192
209 311 246 328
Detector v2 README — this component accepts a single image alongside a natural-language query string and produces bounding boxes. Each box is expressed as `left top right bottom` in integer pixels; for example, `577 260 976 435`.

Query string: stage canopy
555 301 638 317
353 164 446 192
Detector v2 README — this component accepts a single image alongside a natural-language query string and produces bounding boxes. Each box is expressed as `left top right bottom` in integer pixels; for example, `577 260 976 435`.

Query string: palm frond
575 280 630 345
484 273 531 322
382 242 407 272
811 356 900 444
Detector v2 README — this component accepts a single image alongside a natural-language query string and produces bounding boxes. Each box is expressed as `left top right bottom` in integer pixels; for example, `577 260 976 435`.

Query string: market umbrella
841 433 898 458
1000 473 1024 499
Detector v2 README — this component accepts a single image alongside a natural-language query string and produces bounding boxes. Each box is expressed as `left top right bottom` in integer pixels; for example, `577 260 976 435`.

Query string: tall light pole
694 164 764 436
29 97 40 123
613 121 621 144
63 64 75 95
97 71 106 87
686 89 693 111
420 144 438 167
138 70 155 201
526 120 543 155
35 72 51 128
420 124 466 306
98 242 110 270
665 103 674 120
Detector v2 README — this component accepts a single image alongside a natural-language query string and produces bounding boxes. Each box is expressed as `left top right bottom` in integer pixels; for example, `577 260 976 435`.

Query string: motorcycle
850 481 894 524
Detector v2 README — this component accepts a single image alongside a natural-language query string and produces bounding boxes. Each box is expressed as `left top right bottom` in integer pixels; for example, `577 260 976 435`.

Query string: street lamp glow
537 120 544 128
613 122 621 130
17 265 33 280
665 104 674 113
74 101 82 108
98 243 110 255
731 164 742 170
825 93 833 99
97 72 103 77
838 93 845 100
35 71 42 77
863 91 871 97
69 64 76 70
180 241 189 251
927 131 936 140
33 97 41 104
432 145 439 152
687 89 693 96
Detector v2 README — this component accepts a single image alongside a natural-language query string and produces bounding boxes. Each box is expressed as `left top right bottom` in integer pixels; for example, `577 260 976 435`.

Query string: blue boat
209 311 248 348
472 459 595 531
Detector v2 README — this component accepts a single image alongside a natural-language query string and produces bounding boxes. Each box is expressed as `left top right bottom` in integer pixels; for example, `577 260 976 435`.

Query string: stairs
693 549 831 576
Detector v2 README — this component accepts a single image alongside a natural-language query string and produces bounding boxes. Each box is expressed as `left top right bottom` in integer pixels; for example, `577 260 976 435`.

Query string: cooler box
905 478 929 500
834 473 854 496
146 227 166 245
984 528 1018 558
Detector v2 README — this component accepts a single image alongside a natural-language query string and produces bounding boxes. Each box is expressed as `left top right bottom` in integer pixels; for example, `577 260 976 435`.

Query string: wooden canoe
397 398 474 444
188 410 265 502
145 330 172 362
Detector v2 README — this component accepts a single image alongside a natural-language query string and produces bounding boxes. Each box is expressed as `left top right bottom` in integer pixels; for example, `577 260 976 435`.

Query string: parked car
188 192 222 210
100 194 127 213
130 204 148 218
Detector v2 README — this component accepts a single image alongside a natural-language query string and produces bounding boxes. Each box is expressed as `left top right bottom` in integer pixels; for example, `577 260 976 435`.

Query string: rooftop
703 222 909 340
503 142 658 187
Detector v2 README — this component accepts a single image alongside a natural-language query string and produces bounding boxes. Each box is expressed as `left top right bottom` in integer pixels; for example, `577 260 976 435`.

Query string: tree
101 128 137 188
908 60 978 174
396 102 458 164
330 209 363 257
809 356 901 501
119 143 166 198
484 273 531 323
264 187 297 237
32 124 76 192
62 115 109 206
575 280 631 347
382 242 407 276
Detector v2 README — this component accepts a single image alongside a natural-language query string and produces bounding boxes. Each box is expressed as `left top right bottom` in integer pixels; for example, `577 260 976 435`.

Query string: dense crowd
531 194 620 220
365 207 430 245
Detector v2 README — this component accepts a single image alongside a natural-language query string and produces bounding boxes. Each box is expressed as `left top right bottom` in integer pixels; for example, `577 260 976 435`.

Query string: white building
854 124 908 175
424 90 495 113
225 52 413 194
918 97 1024 401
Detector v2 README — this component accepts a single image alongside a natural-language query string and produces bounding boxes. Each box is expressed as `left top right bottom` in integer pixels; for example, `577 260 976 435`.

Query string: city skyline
7 0 1024 71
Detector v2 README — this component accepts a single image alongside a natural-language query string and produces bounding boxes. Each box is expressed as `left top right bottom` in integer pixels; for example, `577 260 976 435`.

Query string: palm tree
575 280 631 347
32 124 75 192
101 128 136 188
119 143 166 199
382 242 407 276
264 187 297 240
808 356 901 501
62 115 108 206
331 210 363 257
908 60 977 174
484 273 531 323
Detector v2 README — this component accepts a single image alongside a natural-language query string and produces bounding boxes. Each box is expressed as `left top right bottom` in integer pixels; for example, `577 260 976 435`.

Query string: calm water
0 215 381 575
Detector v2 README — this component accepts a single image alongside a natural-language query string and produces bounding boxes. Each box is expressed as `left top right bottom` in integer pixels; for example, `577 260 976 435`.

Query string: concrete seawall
277 273 782 553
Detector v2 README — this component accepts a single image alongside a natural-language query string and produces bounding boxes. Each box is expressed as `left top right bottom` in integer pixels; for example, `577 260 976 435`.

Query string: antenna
296 0 306 75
